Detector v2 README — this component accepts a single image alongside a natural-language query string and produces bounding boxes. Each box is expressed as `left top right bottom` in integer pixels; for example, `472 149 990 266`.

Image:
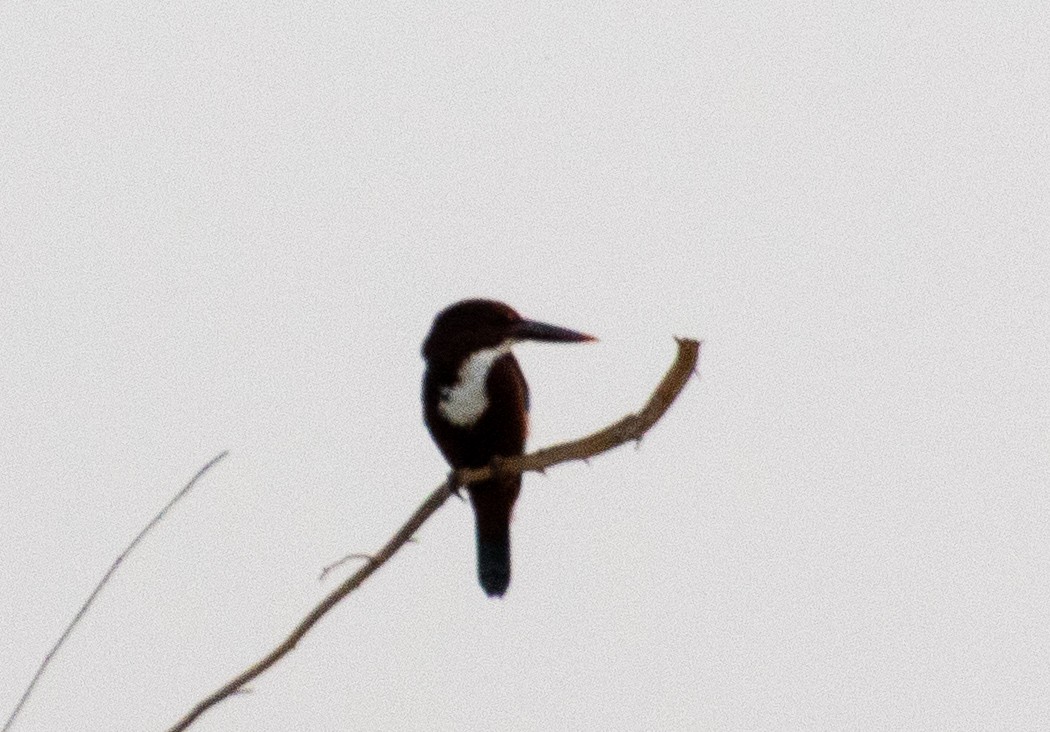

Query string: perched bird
422 299 596 597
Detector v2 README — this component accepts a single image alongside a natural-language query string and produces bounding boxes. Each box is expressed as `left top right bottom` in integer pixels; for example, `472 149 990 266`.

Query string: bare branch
167 338 700 732
3 451 229 732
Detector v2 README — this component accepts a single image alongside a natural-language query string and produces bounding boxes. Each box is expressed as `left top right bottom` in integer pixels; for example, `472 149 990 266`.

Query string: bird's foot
487 455 513 481
446 470 466 501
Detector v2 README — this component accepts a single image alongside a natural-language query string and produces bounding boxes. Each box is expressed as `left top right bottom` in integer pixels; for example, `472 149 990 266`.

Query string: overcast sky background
2 3 1048 731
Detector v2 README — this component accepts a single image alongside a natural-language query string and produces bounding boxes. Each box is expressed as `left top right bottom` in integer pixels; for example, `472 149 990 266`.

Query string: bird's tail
470 478 519 597
476 530 511 598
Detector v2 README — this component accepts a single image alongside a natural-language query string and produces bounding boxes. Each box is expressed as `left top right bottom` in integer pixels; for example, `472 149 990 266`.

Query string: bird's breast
437 344 511 427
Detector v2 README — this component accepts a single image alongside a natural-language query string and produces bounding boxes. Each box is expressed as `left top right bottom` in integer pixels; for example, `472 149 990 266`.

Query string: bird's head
422 299 596 366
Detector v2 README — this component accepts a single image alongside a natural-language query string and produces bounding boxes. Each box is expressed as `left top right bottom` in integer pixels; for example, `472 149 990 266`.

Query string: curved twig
167 338 701 732
3 451 230 732
318 553 377 581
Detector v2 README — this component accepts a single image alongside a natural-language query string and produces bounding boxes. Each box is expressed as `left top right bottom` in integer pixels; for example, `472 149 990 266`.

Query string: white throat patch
438 342 512 427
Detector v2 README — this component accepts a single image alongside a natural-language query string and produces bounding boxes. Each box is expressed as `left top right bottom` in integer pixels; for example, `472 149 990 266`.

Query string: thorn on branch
617 414 645 442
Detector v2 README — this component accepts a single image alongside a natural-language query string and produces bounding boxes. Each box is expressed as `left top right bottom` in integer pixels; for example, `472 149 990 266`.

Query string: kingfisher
422 299 596 597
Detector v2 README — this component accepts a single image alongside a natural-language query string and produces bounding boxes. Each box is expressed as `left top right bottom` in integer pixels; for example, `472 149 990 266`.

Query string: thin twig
319 541 419 581
3 451 230 732
318 553 376 581
167 338 701 732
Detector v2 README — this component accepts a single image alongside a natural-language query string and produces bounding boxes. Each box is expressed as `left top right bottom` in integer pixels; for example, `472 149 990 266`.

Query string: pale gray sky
2 3 1048 731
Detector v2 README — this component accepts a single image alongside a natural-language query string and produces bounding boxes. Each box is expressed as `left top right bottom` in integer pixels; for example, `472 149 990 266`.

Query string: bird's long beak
511 319 597 344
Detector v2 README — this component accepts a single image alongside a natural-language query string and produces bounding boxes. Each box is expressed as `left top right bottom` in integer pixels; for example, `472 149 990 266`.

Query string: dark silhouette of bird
422 299 595 597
